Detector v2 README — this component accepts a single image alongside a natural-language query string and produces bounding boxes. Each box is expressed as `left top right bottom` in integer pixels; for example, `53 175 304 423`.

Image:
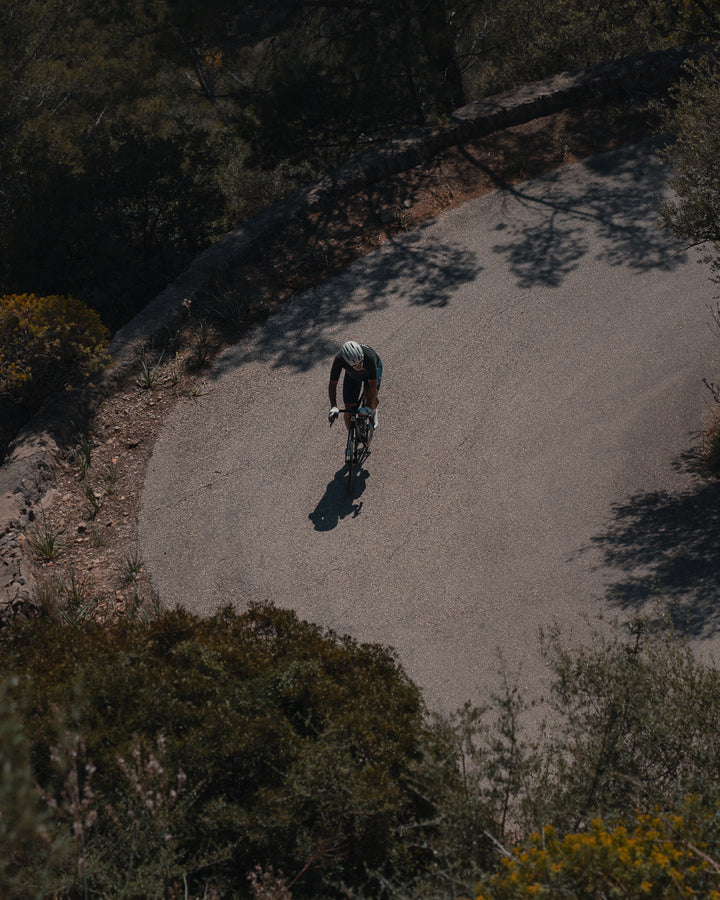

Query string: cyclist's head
341 340 364 366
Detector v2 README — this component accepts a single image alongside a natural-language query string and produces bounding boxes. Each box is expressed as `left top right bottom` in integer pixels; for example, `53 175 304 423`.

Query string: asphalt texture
140 141 720 714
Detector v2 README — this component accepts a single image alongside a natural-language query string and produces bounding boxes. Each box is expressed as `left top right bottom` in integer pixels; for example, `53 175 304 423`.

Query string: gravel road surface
140 141 720 713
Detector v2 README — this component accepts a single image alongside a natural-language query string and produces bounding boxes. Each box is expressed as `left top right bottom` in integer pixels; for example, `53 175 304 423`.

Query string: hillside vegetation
0 0 707 332
3 607 720 897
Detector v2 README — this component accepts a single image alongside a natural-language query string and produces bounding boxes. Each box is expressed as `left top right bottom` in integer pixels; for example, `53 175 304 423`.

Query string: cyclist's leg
370 358 382 430
360 359 381 412
342 376 362 430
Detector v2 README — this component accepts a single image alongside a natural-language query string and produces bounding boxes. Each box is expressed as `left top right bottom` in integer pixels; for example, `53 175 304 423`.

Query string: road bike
329 401 374 497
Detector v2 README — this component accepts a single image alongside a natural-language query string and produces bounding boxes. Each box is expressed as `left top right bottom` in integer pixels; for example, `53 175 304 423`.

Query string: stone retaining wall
0 44 706 624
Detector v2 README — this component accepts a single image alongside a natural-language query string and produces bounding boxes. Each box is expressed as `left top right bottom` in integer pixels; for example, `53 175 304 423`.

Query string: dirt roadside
32 99 658 623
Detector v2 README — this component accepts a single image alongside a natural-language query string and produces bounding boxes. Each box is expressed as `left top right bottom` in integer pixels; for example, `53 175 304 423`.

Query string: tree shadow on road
309 466 368 531
489 140 688 289
209 140 678 383
212 226 479 378
589 448 720 637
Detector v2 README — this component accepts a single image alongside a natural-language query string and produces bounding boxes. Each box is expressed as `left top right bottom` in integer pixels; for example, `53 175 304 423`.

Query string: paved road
140 141 720 713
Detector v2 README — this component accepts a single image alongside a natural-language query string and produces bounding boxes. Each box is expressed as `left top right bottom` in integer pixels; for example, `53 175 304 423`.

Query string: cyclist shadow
308 465 368 531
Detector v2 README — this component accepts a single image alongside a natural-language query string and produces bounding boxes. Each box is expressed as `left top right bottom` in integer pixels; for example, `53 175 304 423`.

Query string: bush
475 803 720 898
0 293 109 403
0 292 110 459
382 617 720 898
658 57 720 255
0 602 437 898
0 677 68 900
6 606 720 898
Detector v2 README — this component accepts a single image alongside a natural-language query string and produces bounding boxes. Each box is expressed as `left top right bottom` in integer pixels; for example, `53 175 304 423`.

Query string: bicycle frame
329 398 374 497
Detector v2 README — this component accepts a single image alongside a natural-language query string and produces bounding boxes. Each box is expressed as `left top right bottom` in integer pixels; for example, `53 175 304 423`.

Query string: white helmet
341 340 364 366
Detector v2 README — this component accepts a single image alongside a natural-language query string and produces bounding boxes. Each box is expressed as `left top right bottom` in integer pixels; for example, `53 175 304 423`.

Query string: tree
659 55 720 276
0 0 232 329
233 0 469 169
0 0 695 335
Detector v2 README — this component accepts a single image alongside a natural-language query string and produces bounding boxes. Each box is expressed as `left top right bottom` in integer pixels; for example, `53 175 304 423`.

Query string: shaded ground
203 100 656 320
590 448 720 637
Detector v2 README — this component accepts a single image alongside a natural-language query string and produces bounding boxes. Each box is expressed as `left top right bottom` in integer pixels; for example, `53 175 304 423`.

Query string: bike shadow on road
587 447 720 638
308 466 368 530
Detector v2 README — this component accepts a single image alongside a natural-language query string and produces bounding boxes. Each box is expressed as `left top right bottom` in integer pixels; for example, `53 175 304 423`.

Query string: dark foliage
0 602 439 897
0 0 697 335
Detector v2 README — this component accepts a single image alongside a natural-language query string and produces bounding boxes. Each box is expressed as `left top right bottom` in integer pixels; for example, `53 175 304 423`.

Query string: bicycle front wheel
346 429 355 496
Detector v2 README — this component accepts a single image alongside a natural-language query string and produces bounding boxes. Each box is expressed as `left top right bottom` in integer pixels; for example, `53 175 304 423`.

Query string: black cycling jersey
330 344 380 383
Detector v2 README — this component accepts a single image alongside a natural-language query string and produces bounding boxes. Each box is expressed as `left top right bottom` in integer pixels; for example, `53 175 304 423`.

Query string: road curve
140 141 720 713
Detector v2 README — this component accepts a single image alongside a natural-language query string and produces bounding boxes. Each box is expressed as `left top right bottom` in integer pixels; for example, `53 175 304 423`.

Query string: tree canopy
660 55 720 263
0 0 709 332
0 602 441 898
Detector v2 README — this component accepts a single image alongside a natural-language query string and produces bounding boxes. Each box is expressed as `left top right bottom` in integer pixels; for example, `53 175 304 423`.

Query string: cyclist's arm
365 379 378 409
329 379 339 408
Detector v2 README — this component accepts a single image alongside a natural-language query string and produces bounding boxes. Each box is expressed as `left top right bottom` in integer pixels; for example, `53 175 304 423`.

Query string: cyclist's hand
329 406 339 423
358 405 372 417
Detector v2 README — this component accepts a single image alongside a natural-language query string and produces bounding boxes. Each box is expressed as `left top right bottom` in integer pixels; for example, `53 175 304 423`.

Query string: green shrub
0 602 437 898
9 605 719 898
381 617 720 899
533 619 720 829
0 677 67 900
0 292 109 403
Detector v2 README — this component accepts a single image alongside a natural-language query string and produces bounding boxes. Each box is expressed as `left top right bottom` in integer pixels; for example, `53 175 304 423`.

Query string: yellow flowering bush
0 293 110 400
475 807 720 898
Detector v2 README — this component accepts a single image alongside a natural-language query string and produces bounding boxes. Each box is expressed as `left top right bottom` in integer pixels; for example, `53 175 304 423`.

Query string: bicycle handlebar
329 408 371 425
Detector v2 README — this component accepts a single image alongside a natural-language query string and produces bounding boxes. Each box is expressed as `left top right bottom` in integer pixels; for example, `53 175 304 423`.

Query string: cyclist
328 340 382 448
